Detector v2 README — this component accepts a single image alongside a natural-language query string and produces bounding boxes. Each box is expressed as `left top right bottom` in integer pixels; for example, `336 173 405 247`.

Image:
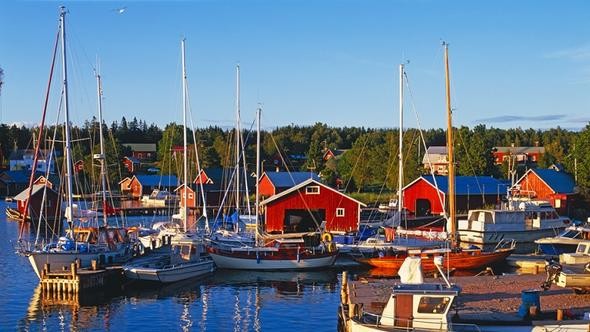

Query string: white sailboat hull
458 228 564 246
209 252 337 270
124 259 215 283
27 247 131 279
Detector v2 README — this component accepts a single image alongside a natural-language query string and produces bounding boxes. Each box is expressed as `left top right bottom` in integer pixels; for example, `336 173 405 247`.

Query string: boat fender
322 232 333 243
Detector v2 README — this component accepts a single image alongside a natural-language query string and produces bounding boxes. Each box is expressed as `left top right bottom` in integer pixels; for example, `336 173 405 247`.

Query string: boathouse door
394 294 413 328
416 199 431 217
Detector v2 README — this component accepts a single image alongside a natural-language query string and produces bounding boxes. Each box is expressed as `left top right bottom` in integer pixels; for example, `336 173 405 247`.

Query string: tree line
2 117 589 200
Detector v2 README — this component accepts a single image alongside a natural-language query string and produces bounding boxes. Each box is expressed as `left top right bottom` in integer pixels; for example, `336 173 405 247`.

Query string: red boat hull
356 248 514 274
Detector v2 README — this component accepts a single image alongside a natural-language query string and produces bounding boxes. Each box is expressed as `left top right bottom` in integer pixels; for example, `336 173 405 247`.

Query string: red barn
122 156 140 173
402 175 509 216
261 178 365 234
511 168 576 215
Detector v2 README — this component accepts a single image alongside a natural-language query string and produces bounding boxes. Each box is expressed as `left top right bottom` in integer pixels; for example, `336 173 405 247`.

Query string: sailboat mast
255 106 261 243
95 69 108 227
235 65 241 215
181 38 188 232
444 42 456 244
60 6 75 229
397 64 404 218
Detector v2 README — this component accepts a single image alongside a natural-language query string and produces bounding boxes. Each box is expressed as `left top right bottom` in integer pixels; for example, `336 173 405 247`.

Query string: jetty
339 271 590 331
40 261 122 295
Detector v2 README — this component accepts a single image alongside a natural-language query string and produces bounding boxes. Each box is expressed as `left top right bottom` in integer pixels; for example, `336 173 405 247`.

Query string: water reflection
18 269 340 331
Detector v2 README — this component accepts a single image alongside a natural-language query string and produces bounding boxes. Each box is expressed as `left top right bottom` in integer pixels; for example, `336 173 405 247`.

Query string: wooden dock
339 272 590 331
40 261 123 295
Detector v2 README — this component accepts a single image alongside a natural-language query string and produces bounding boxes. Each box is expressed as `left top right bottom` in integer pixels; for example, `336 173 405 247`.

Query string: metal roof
13 184 57 200
417 175 510 196
260 178 366 207
135 174 178 187
122 143 157 152
263 171 320 188
528 168 575 194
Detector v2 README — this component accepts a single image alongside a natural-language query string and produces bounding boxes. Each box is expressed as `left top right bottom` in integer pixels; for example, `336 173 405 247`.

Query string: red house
511 168 576 215
122 156 140 173
175 184 196 209
492 146 545 165
261 178 365 234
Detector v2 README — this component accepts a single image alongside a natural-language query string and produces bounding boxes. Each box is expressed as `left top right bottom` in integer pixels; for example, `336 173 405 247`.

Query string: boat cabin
361 283 460 330
560 241 590 265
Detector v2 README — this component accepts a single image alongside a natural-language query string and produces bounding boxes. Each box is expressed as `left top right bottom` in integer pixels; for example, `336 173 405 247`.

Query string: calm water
0 201 348 332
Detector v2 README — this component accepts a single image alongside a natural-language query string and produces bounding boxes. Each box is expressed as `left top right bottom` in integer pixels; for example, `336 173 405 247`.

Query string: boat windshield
560 229 582 239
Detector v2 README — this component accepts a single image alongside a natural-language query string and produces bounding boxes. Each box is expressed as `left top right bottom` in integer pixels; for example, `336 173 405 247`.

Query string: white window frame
336 208 345 217
306 186 320 195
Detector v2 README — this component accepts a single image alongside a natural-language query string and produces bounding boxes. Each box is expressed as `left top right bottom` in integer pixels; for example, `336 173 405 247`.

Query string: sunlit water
0 201 346 331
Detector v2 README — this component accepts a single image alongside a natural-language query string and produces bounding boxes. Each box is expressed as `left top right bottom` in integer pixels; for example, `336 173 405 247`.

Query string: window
555 199 561 209
336 208 345 217
417 296 451 314
306 186 320 194
188 193 194 199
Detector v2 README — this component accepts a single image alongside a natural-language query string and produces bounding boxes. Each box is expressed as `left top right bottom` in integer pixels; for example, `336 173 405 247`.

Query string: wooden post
91 259 98 271
557 309 563 321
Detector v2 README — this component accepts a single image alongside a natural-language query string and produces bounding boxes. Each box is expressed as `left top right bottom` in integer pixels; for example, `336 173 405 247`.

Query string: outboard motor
541 258 562 291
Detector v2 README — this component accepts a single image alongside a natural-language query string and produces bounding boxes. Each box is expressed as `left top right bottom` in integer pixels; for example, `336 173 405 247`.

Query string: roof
527 168 575 194
122 143 157 152
13 184 57 201
408 175 510 196
134 174 178 187
8 149 52 160
494 146 545 154
422 146 448 164
0 170 44 184
263 171 320 188
260 178 366 207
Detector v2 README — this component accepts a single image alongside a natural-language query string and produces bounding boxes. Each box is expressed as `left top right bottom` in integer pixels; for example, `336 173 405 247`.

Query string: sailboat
207 106 338 270
22 7 134 279
123 39 215 283
356 45 515 273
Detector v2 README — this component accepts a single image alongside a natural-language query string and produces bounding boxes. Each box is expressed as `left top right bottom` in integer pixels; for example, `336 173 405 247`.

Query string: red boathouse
261 178 366 234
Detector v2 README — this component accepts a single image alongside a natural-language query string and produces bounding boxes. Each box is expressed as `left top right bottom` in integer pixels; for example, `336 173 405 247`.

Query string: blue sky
1 0 589 131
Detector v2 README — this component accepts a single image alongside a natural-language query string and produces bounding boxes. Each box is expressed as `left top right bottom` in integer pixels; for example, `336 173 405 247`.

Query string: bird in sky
112 6 127 14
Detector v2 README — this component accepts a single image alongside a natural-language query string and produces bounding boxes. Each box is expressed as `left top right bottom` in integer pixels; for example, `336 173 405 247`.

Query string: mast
95 68 108 227
443 42 456 245
235 65 241 216
255 105 261 243
397 64 404 220
181 38 188 232
60 6 75 230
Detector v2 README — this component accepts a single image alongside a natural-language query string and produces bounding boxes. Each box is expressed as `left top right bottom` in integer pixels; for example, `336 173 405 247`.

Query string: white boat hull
27 247 131 279
209 252 337 270
458 228 564 246
124 259 215 283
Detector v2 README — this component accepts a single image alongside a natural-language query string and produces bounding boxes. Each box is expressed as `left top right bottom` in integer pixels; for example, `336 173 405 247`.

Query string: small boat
123 239 215 283
140 189 177 207
535 225 590 255
207 237 338 270
355 242 515 275
559 240 590 265
457 197 571 253
343 256 590 331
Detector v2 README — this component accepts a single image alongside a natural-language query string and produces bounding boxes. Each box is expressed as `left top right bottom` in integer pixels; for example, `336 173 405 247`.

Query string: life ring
328 242 337 253
322 232 333 243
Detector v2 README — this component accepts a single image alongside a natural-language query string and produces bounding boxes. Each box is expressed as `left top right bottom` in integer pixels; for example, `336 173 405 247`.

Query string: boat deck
344 273 590 319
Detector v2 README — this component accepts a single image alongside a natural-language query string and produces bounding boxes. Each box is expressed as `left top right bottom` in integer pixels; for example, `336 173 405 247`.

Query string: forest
1 116 589 201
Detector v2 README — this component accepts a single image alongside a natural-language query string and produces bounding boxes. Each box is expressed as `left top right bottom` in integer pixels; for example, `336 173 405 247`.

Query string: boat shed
13 184 60 222
123 174 179 199
402 175 510 216
258 171 320 198
511 168 576 215
261 178 366 234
